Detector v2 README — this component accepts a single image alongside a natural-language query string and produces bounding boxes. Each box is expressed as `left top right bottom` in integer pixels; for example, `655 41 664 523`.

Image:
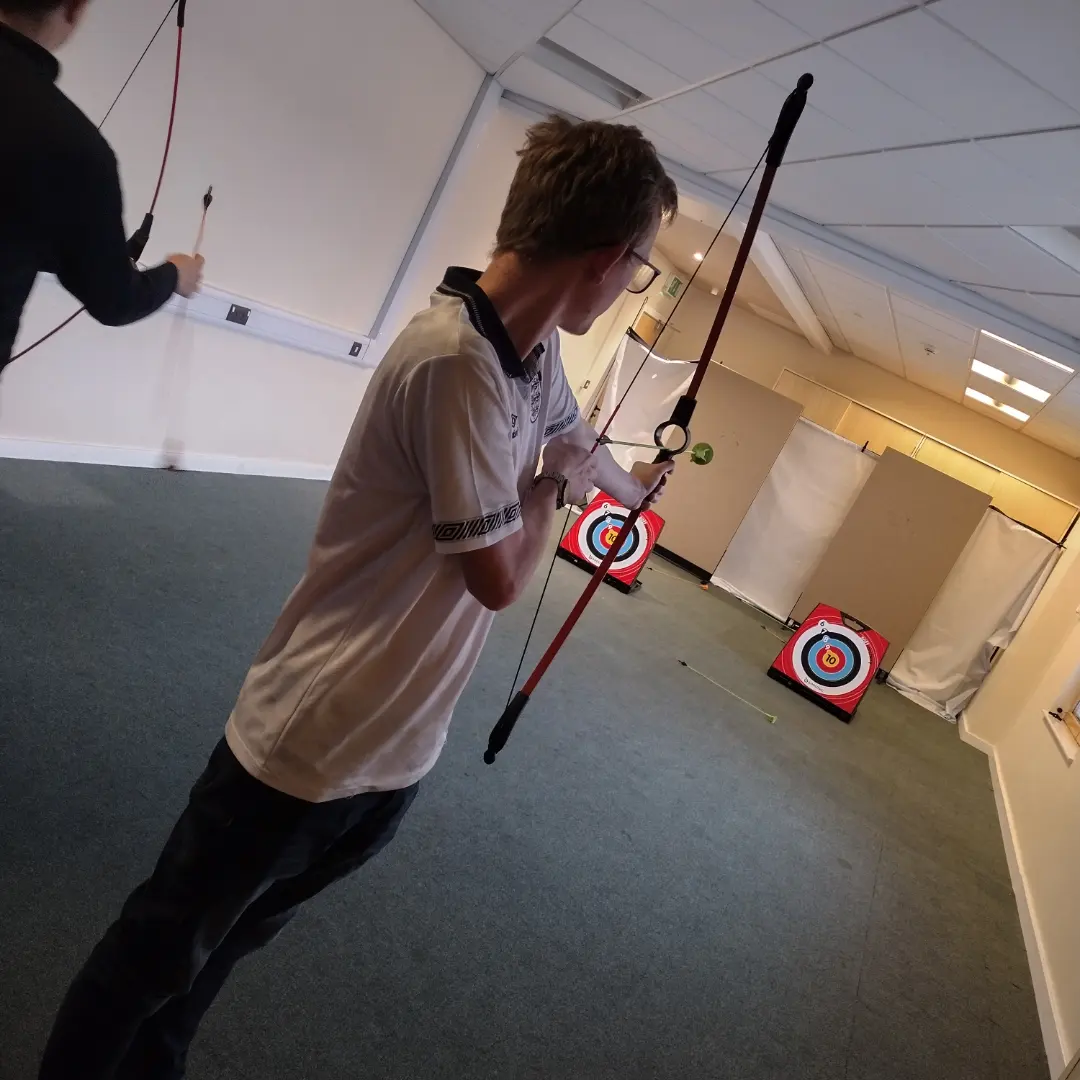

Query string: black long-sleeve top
0 23 178 370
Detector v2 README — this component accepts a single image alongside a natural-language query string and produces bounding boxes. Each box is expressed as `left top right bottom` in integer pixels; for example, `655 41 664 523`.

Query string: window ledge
1043 711 1079 766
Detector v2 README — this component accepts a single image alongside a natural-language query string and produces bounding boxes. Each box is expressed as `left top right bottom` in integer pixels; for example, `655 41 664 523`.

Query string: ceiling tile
894 313 974 391
903 354 968 403
417 0 574 71
574 0 740 82
828 9 1080 137
703 68 867 162
630 103 756 171
836 226 1000 283
968 289 1080 343
930 228 1080 293
777 244 853 351
886 144 1080 226
499 58 617 120
546 13 687 99
756 45 953 157
977 131 1080 210
648 0 811 67
632 120 736 176
740 154 997 226
663 91 772 162
1008 295 1080 342
756 0 912 37
890 295 978 346
932 0 1080 113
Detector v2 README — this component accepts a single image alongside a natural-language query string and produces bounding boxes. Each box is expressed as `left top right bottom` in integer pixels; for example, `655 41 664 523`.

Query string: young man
0 0 203 372
39 116 679 1080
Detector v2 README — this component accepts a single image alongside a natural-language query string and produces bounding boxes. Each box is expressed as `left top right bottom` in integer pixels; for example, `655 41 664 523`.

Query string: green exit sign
663 273 684 299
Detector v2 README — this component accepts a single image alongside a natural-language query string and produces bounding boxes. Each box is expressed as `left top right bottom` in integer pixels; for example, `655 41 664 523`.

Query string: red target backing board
767 604 889 722
557 492 665 594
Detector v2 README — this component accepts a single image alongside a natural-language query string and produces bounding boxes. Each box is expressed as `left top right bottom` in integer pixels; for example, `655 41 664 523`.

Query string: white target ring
789 619 873 698
577 503 649 573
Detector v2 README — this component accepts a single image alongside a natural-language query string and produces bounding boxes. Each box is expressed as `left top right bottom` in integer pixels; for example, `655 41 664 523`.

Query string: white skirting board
0 437 333 482
958 713 1069 1078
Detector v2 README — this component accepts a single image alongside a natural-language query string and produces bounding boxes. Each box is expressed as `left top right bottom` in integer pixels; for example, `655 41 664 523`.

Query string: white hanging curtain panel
593 335 694 474
888 508 1061 720
711 419 876 620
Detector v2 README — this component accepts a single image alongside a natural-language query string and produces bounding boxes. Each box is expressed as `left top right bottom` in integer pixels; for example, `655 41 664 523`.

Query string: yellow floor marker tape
677 660 778 723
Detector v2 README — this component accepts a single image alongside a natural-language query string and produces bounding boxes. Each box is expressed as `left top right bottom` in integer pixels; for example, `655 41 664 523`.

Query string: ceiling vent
528 37 650 111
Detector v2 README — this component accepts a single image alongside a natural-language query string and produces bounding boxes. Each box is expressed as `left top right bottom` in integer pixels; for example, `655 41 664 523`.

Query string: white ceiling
417 0 1080 455
652 217 797 326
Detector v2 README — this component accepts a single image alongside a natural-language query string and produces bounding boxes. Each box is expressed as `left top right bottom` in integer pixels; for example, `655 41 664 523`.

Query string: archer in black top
0 16 195 372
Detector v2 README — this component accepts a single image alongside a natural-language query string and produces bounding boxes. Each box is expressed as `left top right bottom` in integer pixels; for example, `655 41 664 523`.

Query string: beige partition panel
656 365 802 572
791 449 991 668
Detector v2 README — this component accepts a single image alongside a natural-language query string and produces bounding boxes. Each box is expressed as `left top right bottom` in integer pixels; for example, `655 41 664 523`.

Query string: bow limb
484 73 814 766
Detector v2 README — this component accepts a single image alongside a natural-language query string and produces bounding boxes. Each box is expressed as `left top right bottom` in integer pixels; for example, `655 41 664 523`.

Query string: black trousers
38 739 418 1080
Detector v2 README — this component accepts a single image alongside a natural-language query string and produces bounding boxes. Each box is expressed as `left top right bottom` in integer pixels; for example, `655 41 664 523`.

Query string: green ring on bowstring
690 442 714 465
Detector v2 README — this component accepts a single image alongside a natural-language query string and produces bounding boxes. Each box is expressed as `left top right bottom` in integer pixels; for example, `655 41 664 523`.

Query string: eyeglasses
626 249 661 294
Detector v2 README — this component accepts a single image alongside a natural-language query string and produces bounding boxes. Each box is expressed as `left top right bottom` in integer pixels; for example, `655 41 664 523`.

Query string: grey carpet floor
0 459 1047 1080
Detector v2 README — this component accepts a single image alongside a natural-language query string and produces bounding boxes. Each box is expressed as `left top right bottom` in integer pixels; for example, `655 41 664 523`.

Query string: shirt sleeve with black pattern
408 350 524 555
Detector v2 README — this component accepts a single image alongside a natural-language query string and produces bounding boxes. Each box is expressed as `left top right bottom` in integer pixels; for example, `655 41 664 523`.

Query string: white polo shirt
225 267 580 801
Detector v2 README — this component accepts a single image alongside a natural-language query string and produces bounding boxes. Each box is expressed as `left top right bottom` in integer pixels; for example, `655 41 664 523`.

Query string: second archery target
558 492 665 594
767 604 888 722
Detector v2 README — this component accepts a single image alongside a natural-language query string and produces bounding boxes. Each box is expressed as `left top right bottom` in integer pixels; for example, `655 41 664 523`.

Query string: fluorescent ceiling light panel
969 358 1051 403
964 386 1030 422
979 329 1074 374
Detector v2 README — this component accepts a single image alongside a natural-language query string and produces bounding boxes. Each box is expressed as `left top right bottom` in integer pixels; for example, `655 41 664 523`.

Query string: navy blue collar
436 267 543 380
0 23 59 82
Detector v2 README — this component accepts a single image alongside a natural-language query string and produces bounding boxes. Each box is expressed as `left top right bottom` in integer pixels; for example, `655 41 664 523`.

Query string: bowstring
98 2 179 131
504 146 768 705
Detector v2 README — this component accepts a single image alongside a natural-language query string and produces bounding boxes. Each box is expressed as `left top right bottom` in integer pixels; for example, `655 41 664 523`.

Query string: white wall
964 537 1080 1077
1 0 483 473
369 94 641 397
369 95 529 363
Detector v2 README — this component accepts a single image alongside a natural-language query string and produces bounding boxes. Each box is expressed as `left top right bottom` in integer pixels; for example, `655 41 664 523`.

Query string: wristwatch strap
535 470 569 510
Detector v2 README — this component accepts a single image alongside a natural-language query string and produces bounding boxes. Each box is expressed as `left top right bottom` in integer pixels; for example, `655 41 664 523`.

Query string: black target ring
790 620 872 698
578 503 648 572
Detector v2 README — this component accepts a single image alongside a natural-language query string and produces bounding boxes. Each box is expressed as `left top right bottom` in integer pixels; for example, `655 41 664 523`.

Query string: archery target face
768 604 889 720
559 492 666 588
579 503 648 573
790 619 870 697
